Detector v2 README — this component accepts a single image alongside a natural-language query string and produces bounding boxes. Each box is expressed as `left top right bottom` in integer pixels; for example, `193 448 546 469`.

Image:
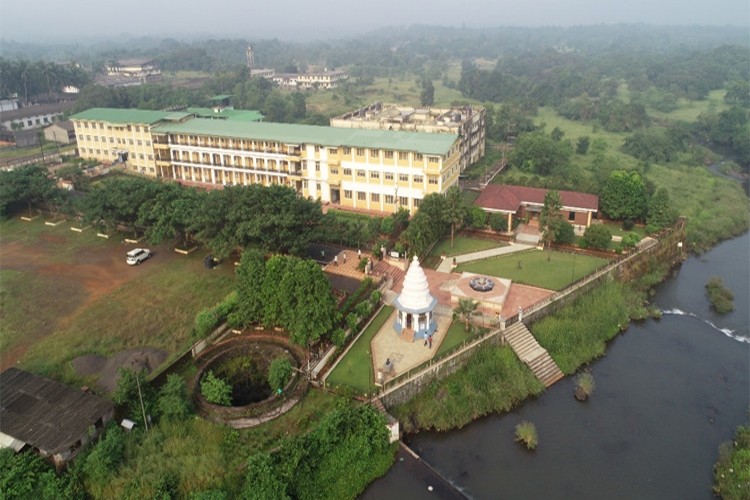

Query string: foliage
234 248 266 326
241 402 393 500
581 224 612 250
647 187 678 230
201 371 233 406
0 449 73 499
268 357 293 391
576 136 590 155
619 232 642 250
392 346 544 432
82 425 127 495
420 78 435 106
622 128 687 163
600 170 649 221
404 192 448 256
318 210 382 248
0 58 90 101
488 212 509 232
509 131 573 177
443 185 466 248
466 205 487 230
597 99 650 132
112 368 155 426
452 297 479 332
554 220 576 244
539 190 564 248
156 374 193 421
705 277 734 313
194 292 237 339
515 421 538 450
574 371 596 397
0 164 65 217
713 423 750 500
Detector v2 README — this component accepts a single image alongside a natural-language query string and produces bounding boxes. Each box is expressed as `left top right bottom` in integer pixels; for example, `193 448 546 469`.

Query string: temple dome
396 256 435 312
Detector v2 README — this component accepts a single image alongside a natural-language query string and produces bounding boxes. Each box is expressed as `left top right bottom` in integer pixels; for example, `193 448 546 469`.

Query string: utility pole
136 374 149 433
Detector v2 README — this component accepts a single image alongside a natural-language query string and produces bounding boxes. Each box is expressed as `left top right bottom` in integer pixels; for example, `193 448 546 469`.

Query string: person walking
334 255 338 266
343 252 347 264
358 248 362 261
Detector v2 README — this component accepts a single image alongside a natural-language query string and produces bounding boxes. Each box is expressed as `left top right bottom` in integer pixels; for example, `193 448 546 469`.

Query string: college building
330 102 486 172
70 108 461 214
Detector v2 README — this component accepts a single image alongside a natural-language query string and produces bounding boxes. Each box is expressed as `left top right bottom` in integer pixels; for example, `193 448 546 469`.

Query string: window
385 151 393 159
148 154 154 160
135 125 140 132
414 198 421 207
146 141 151 146
357 170 366 178
343 168 352 176
83 122 89 128
109 138 114 143
428 176 438 185
370 149 378 157
398 152 408 161
86 135 91 141
568 212 576 221
139 153 144 159
329 147 338 154
399 196 408 206
356 148 365 156
314 145 320 152
93 136 99 141
415 153 423 161
137 140 142 146
385 172 394 181
370 171 380 179
343 147 351 155
371 193 380 202
414 175 423 183
385 195 395 204
344 190 353 199
398 174 409 182
357 191 366 201
315 162 320 172
428 156 439 163
330 168 339 175
129 139 134 145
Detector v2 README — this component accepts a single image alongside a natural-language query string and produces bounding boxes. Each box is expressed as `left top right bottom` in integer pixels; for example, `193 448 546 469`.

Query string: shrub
622 219 635 230
574 371 595 401
380 216 395 235
200 371 232 406
268 357 293 392
713 423 750 499
705 277 734 313
467 206 487 230
194 308 219 339
331 328 346 348
346 312 359 332
488 213 508 233
515 421 538 450
554 220 576 244
582 224 612 250
620 232 641 250
369 290 382 304
156 374 192 421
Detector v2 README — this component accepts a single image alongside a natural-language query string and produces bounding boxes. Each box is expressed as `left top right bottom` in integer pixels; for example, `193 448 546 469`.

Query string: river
363 233 749 499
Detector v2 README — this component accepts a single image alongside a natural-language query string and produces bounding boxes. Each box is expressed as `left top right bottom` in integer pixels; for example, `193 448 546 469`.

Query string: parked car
126 248 151 265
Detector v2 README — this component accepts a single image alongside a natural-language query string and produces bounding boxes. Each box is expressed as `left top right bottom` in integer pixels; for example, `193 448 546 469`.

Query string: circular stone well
194 334 307 427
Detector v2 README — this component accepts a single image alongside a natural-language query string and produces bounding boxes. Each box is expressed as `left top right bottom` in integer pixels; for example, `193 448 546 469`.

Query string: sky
0 0 748 41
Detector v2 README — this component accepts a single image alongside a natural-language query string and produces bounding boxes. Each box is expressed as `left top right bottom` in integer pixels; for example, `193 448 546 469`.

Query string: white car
126 248 152 265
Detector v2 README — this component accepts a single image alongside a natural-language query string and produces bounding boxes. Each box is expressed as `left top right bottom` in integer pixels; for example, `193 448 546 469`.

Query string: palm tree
539 190 563 252
452 297 479 332
443 185 466 248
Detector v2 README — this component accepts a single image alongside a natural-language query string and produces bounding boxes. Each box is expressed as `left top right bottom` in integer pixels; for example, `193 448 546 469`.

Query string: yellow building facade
71 109 461 214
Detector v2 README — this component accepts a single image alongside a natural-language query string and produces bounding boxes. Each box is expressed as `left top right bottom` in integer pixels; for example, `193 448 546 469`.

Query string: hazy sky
1 0 748 41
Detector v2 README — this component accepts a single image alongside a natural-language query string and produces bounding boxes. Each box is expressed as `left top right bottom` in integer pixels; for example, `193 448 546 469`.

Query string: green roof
186 108 264 122
70 108 178 125
153 119 458 155
210 94 232 101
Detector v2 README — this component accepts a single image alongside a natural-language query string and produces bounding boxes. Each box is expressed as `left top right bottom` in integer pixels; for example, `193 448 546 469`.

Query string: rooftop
154 118 458 155
0 368 113 455
70 108 189 125
475 185 600 213
185 107 264 122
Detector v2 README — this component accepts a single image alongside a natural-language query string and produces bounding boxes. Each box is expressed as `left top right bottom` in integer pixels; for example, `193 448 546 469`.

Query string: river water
364 233 749 499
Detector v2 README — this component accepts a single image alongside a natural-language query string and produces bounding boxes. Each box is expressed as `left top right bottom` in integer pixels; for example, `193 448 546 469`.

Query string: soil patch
72 348 168 394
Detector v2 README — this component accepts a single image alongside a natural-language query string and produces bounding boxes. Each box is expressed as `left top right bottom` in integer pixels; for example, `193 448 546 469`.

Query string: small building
13 129 39 147
44 121 76 144
0 368 114 468
0 101 75 131
393 256 437 341
475 184 600 232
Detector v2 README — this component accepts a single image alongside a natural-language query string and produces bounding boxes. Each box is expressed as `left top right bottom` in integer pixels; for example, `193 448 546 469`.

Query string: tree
453 297 479 332
112 368 155 426
539 190 564 250
647 188 678 230
600 170 649 221
156 374 192 421
576 136 590 155
554 220 576 244
82 425 127 494
0 165 63 217
420 79 435 107
488 212 508 233
235 248 266 326
0 449 71 499
268 357 293 392
242 452 290 500
582 224 612 250
509 131 572 177
200 371 232 406
466 206 487 230
443 186 466 248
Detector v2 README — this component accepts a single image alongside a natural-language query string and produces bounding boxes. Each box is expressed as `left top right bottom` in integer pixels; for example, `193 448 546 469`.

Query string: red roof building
475 185 599 231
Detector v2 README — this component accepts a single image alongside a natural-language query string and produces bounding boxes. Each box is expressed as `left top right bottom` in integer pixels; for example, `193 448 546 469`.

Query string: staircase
503 322 564 387
371 260 405 290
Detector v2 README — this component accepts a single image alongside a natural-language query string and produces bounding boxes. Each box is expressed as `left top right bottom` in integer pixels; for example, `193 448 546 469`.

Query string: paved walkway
435 242 536 273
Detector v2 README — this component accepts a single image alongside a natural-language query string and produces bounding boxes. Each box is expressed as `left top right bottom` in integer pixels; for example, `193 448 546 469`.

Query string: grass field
436 321 473 356
429 235 505 258
0 217 235 384
325 305 394 393
456 249 608 291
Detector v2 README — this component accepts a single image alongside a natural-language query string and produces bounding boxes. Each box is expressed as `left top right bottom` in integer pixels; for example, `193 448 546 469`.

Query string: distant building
331 103 486 171
97 58 161 88
0 101 75 132
44 121 76 144
0 368 114 468
474 185 600 232
271 69 348 89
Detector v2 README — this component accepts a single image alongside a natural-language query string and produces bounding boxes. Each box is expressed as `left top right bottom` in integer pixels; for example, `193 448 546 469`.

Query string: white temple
393 256 437 341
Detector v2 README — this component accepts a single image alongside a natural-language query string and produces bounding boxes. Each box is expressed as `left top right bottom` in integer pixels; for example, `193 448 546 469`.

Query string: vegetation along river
364 233 749 499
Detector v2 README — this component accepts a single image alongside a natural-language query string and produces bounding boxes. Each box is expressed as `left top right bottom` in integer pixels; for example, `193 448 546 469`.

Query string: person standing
334 255 338 266
358 248 362 261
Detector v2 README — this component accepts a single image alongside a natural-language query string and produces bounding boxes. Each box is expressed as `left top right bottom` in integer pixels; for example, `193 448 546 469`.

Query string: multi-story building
271 70 349 89
331 103 486 171
70 108 461 214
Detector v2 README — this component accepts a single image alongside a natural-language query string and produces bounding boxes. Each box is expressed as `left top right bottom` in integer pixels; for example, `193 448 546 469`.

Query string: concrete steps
504 322 565 387
372 260 405 290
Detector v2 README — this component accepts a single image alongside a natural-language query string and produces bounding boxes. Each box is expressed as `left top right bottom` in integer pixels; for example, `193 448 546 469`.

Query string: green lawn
436 321 473 356
430 235 505 258
600 221 647 238
456 250 609 291
326 305 394 394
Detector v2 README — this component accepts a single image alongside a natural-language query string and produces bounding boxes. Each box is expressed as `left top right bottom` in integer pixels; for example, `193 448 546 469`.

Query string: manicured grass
600 221 646 238
456 250 608 291
326 305 394 393
436 321 471 356
391 345 544 432
430 235 505 258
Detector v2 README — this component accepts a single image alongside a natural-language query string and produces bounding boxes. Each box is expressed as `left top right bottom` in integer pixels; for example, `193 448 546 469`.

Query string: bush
706 277 734 313
621 232 641 249
268 357 293 392
200 371 232 406
369 290 382 304
713 423 750 499
582 224 612 250
488 213 508 233
515 421 538 450
574 371 596 401
622 219 635 230
380 216 395 235
331 328 346 348
554 221 576 244
156 374 192 421
467 206 487 230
